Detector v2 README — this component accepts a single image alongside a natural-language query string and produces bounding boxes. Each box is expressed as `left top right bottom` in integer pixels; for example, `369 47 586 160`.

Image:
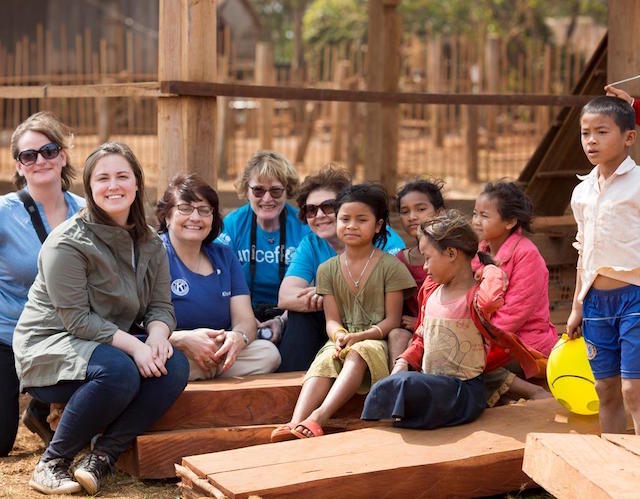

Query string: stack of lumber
177 398 601 498
116 372 366 478
523 433 640 498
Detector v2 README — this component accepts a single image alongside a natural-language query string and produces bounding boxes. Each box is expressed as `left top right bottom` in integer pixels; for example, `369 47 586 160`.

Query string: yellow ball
546 334 599 415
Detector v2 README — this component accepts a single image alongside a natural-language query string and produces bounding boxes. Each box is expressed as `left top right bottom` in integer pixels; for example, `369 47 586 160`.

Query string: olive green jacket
13 211 175 391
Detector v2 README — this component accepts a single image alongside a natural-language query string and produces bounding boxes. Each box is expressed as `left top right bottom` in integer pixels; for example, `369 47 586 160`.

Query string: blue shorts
582 285 640 380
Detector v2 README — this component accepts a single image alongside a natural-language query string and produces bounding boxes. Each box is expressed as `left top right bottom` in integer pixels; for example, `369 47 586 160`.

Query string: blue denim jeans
29 343 189 464
0 342 19 456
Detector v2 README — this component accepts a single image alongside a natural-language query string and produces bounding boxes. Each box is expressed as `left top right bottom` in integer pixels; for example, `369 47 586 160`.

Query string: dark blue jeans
29 343 189 464
0 342 19 456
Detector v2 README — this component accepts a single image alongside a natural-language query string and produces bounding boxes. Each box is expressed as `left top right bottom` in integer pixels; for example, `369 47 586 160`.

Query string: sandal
290 418 324 439
270 424 297 443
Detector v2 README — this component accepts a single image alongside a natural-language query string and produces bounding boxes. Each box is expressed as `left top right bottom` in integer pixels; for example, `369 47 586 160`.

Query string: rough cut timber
150 372 364 431
181 398 600 499
523 433 640 499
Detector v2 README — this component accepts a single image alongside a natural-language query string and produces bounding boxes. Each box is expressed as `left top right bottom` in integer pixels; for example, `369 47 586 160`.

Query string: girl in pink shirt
472 181 555 405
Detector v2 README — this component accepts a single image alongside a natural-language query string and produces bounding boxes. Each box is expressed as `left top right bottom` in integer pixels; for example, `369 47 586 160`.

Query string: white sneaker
29 457 81 495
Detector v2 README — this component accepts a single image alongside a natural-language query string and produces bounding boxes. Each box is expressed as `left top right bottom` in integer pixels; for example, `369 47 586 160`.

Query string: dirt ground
0 395 179 499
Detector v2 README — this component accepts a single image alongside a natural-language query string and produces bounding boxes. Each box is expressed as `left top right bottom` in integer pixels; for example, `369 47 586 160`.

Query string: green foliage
303 0 367 46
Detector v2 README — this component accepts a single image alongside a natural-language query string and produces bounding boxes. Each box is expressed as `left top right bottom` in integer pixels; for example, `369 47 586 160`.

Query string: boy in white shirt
568 95 640 434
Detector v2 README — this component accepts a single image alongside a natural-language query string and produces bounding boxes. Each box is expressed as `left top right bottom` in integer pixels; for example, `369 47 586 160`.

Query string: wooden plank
118 419 382 479
0 82 160 98
523 433 640 499
255 42 274 149
183 398 599 499
150 372 364 431
160 81 600 106
602 433 640 458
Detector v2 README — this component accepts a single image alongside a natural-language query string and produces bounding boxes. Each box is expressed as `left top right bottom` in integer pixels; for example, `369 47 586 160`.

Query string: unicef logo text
171 279 190 296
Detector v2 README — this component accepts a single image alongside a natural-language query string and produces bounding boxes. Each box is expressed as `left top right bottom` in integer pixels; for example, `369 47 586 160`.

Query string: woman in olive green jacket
13 142 189 496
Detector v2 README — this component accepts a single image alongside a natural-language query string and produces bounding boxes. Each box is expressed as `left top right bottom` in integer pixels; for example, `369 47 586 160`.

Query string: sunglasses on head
302 200 337 219
249 185 286 199
16 143 61 166
175 203 214 216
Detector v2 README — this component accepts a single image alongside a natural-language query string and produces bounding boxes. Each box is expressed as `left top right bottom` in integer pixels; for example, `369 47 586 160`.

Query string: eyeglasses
249 185 286 199
16 143 61 166
175 203 214 216
302 200 337 219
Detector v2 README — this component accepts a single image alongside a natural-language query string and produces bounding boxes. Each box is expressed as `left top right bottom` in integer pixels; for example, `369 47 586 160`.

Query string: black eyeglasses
249 185 286 199
16 143 61 166
302 200 337 219
175 203 214 216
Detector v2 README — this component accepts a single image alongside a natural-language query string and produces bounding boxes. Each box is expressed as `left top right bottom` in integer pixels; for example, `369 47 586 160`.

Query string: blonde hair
235 150 299 199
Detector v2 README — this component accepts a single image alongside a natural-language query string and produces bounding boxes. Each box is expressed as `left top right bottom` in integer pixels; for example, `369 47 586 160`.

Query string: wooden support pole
465 105 479 183
157 0 217 193
331 60 350 161
608 0 640 159
427 34 443 148
365 0 400 191
346 78 360 176
484 35 499 149
256 42 274 150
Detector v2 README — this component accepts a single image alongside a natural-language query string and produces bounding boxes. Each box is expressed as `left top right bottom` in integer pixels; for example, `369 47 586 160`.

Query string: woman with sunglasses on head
276 165 406 372
157 174 281 380
0 112 85 457
13 143 189 495
216 150 310 343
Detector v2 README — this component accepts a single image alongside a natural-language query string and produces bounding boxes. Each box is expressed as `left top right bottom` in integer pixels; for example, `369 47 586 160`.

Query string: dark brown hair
156 173 223 244
83 142 151 242
11 111 76 190
396 178 445 212
336 182 390 248
418 209 479 258
481 180 533 233
295 164 351 223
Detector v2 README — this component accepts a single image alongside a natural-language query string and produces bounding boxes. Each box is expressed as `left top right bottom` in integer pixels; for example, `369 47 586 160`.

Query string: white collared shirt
571 156 640 301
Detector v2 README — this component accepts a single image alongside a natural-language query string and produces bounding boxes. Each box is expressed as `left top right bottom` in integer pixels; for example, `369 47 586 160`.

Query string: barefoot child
471 181 555 405
568 96 640 434
362 211 502 428
387 179 445 368
271 183 415 440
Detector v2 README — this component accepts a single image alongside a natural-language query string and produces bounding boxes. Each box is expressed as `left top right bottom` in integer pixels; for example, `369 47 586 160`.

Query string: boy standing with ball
568 96 640 434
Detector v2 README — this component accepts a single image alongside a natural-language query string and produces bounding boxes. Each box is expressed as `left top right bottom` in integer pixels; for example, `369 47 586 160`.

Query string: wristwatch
238 331 250 345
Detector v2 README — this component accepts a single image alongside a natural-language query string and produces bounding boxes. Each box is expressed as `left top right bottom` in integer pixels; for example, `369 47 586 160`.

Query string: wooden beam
364 0 384 183
0 82 160 98
256 42 275 149
182 399 600 499
157 0 217 193
161 81 600 106
608 0 640 160
523 433 640 499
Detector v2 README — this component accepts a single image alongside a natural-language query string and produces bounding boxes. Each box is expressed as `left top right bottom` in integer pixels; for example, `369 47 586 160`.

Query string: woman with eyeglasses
216 150 310 343
276 165 406 372
13 142 189 495
156 174 281 379
0 112 85 457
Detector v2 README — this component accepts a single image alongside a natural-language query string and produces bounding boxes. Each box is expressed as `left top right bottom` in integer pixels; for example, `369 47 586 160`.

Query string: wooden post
484 35 499 149
331 60 350 161
215 52 231 179
465 105 479 183
256 42 275 150
365 0 400 192
427 34 443 148
608 0 640 159
346 78 360 177
157 0 217 192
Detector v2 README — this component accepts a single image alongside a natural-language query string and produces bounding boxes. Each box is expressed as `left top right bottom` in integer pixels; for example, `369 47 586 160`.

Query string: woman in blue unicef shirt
157 174 280 379
216 150 310 342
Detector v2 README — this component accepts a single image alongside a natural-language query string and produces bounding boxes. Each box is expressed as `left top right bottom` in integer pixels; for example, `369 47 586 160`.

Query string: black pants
0 342 50 456
277 311 328 372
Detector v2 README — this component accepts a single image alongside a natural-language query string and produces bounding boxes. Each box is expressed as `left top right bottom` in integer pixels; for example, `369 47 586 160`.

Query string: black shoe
22 405 54 445
29 457 81 495
73 451 112 495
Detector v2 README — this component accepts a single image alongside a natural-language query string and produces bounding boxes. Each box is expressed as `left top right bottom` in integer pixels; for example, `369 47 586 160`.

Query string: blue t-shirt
162 232 250 330
216 203 310 307
286 226 406 284
0 190 85 346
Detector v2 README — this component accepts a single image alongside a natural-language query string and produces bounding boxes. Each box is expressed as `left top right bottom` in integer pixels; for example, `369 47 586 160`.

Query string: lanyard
249 208 287 297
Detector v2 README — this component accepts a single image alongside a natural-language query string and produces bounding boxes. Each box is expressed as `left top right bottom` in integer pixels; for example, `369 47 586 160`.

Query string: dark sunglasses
16 143 61 166
249 185 286 199
302 200 337 219
175 203 214 216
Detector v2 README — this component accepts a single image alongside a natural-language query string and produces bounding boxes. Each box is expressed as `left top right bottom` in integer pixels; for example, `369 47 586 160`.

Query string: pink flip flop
290 418 324 439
